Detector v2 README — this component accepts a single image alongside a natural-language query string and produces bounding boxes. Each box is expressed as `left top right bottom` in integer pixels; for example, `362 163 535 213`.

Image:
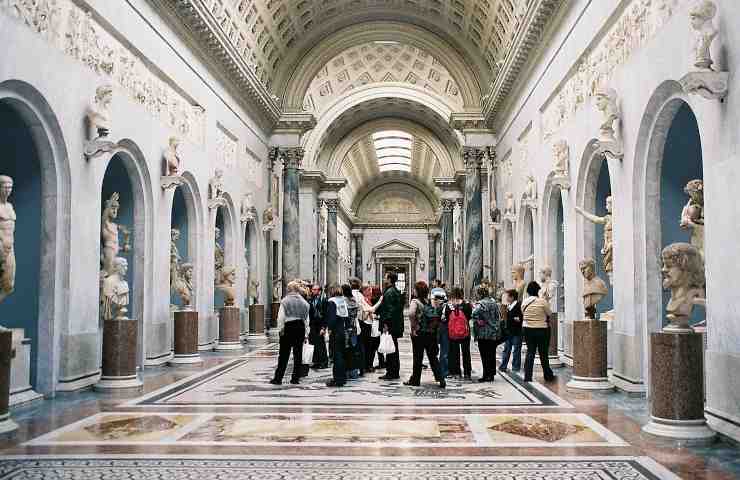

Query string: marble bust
689 1 718 70
88 84 113 138
504 192 516 217
680 179 704 258
249 278 260 305
216 266 237 307
553 140 569 177
262 205 275 232
524 174 537 203
575 196 613 276
101 192 130 277
0 175 16 304
661 243 706 332
100 257 130 321
539 266 559 311
241 193 255 223
163 136 182 177
595 88 620 143
174 262 194 308
209 168 224 200
579 258 608 319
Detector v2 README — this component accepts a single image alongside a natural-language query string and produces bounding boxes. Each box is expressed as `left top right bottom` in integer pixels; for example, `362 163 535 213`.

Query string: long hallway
1 340 737 479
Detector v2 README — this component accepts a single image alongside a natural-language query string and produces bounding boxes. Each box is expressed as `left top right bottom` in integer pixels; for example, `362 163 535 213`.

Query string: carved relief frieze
1 0 206 146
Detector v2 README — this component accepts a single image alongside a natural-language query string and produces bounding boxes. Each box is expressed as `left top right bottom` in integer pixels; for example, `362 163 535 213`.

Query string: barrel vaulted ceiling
150 0 564 128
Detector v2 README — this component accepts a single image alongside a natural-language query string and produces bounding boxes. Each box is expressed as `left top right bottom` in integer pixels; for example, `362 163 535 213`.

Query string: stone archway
0 80 70 397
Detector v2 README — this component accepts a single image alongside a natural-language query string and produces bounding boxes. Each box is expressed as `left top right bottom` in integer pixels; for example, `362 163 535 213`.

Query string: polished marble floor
0 339 739 479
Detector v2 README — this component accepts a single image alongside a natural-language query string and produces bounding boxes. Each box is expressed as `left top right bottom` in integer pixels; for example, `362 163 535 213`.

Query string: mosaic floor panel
0 456 681 479
24 412 627 448
124 343 570 409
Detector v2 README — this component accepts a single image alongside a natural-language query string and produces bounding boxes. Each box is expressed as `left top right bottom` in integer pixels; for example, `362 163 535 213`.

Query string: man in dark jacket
378 272 403 380
500 289 523 373
309 284 328 369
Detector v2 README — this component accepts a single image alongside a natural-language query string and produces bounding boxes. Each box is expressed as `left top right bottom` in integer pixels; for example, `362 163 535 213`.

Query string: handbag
371 319 381 337
302 342 315 362
377 332 396 355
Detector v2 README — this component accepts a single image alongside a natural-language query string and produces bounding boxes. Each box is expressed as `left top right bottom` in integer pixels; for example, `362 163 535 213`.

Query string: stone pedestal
9 329 42 406
249 304 265 334
548 314 563 367
642 331 715 442
169 309 202 365
96 318 142 390
0 329 18 434
271 302 280 329
216 306 242 351
567 319 613 391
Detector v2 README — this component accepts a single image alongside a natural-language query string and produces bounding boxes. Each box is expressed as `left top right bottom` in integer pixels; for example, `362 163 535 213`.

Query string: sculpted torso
0 199 16 302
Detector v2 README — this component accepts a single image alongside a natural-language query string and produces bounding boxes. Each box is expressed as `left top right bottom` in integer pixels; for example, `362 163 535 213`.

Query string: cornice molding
147 0 281 128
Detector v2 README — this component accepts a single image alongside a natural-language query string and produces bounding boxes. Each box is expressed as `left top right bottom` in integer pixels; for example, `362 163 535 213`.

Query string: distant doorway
384 264 408 303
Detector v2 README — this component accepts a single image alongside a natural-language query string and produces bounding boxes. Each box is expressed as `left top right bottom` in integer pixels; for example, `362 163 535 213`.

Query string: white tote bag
302 342 315 362
378 333 396 355
371 319 381 338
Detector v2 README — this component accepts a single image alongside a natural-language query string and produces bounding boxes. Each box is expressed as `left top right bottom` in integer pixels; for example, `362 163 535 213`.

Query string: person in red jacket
445 286 473 380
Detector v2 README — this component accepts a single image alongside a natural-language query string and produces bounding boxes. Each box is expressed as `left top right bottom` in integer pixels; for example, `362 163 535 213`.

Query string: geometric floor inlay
0 457 682 479
123 343 571 409
24 412 628 448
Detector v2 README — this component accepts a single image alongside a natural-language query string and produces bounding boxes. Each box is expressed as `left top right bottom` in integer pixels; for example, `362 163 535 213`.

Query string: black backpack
418 301 442 334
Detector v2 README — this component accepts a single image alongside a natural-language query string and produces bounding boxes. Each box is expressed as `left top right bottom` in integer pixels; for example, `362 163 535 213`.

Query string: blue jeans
437 325 449 378
500 334 522 371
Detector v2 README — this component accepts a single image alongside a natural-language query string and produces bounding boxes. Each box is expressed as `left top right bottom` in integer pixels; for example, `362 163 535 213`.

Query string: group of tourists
270 273 557 388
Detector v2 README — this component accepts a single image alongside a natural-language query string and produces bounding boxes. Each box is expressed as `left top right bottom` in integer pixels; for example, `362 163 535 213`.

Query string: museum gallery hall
0 0 738 478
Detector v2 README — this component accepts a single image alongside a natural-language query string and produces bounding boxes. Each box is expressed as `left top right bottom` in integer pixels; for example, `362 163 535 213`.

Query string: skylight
373 130 412 173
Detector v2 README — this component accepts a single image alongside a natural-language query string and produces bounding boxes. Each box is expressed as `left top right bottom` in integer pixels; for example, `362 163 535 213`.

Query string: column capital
428 232 439 241
270 146 304 170
440 199 457 213
324 198 340 213
462 146 490 170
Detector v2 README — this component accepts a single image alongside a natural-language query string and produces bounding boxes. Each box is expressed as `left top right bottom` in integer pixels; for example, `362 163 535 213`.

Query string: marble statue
100 193 130 277
553 140 569 177
539 266 559 311
524 174 537 203
216 266 236 307
262 205 275 232
84 85 116 159
214 227 224 284
689 1 718 70
575 196 613 276
511 263 526 301
579 258 609 319
174 262 194 307
209 168 224 200
319 201 328 246
248 278 260 305
595 88 620 144
163 136 182 176
169 228 181 289
680 179 704 257
241 193 255 223
100 257 129 321
272 276 282 300
0 175 16 304
504 192 516 217
661 243 706 331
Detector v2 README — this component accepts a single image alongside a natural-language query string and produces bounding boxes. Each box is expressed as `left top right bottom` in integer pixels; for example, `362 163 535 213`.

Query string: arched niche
575 140 615 317
98 140 153 367
520 205 536 282
542 174 567 313
244 220 260 306
502 219 515 284
212 193 238 309
170 186 190 307
0 80 70 396
168 171 203 311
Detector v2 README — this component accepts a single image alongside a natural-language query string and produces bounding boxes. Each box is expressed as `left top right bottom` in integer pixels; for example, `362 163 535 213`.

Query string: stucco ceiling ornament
84 85 117 160
552 140 571 190
593 88 624 161
679 1 728 100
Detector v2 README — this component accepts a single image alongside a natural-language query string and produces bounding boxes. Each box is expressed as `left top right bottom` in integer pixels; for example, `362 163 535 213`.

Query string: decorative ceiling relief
541 0 682 140
1 0 207 146
356 183 436 224
216 124 238 168
303 42 463 115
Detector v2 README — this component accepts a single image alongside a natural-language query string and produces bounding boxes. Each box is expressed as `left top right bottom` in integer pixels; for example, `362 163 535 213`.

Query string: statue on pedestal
101 192 130 277
575 196 613 278
579 258 609 319
539 266 559 311
689 1 718 70
262 205 275 232
680 179 704 258
0 176 16 304
594 88 623 159
504 192 516 218
169 228 182 289
163 137 182 177
84 85 116 159
511 263 526 301
209 168 224 200
240 193 255 223
661 243 706 332
248 278 260 305
214 227 224 285
101 257 130 321
216 266 236 307
523 174 537 205
174 263 194 308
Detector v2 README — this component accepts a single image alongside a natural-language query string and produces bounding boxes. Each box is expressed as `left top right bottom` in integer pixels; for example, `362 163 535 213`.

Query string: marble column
440 200 455 286
281 148 303 285
325 199 339 285
428 233 438 283
463 147 485 297
353 233 363 281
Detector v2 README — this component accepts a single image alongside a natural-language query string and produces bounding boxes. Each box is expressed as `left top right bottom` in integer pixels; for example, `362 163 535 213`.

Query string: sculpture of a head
104 192 120 219
579 258 596 280
511 263 525 281
661 243 705 291
0 175 12 201
539 266 552 282
605 195 613 213
114 257 128 276
595 88 617 112
95 85 113 107
171 228 180 241
181 263 193 281
169 136 180 149
684 179 704 204
689 0 717 30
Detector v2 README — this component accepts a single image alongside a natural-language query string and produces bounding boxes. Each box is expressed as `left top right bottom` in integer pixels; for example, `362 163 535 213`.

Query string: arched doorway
521 206 535 282
503 220 514 284
0 80 70 397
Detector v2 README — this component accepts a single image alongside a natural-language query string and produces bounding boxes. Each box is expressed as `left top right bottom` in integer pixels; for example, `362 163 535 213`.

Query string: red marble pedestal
0 329 17 434
566 319 613 391
216 306 242 351
642 331 715 441
169 309 202 365
96 318 142 390
271 302 280 329
249 304 265 334
548 313 563 367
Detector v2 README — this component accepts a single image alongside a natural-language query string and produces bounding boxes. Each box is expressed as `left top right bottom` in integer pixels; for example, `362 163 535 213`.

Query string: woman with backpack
445 286 473 380
325 285 350 387
404 280 445 388
472 284 503 382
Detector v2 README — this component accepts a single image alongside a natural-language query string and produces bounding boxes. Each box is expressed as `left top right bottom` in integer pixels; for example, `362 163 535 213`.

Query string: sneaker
269 378 282 385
